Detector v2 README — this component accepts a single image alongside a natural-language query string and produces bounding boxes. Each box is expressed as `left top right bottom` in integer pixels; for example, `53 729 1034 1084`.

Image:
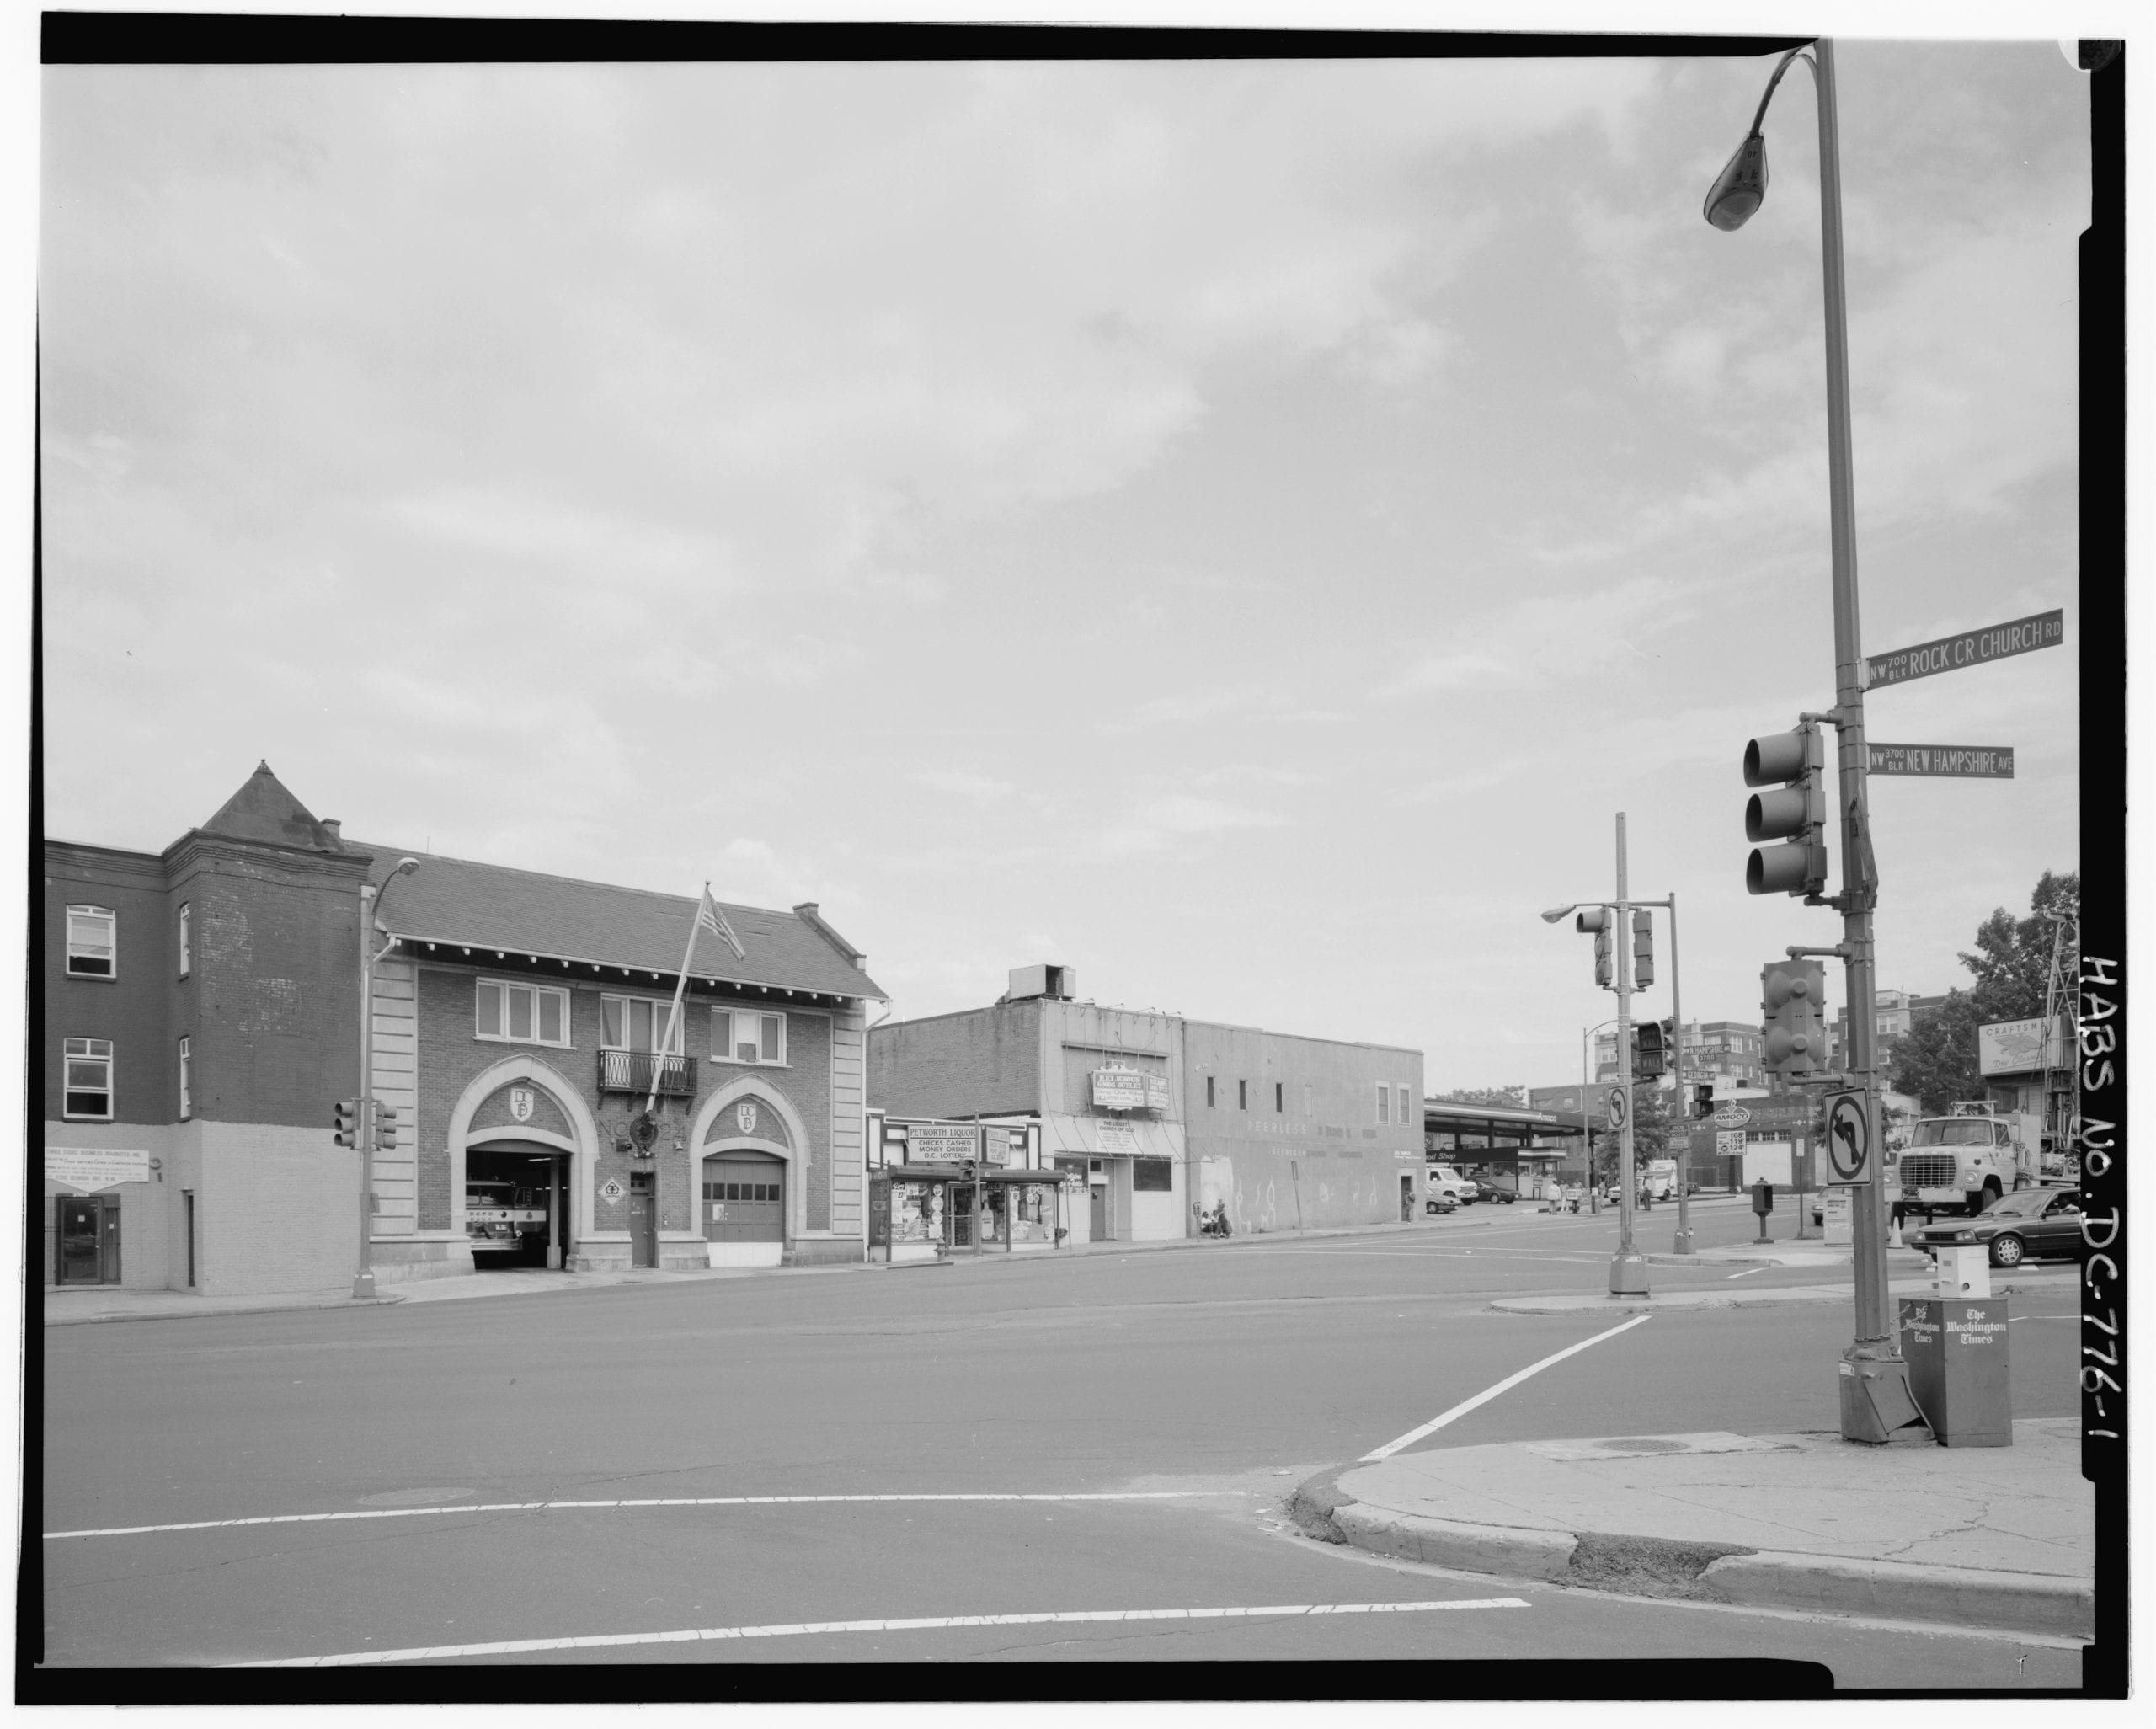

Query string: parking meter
1752 1178 1774 1243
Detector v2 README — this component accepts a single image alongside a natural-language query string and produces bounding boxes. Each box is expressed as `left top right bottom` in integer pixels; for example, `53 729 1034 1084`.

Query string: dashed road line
46 1490 1239 1543
232 1596 1534 1665
1361 1313 1656 1461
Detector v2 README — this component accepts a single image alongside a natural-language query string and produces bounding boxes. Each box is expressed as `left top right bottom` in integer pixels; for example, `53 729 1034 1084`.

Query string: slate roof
347 844 885 1002
195 760 356 856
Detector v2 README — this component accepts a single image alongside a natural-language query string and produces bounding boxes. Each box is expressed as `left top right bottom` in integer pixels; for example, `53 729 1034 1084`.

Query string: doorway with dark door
1089 1182 1108 1242
629 1169 657 1268
56 1195 121 1285
1400 1173 1415 1221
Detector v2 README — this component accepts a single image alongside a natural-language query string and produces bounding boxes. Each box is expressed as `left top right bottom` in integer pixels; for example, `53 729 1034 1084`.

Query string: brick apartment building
44 764 883 1295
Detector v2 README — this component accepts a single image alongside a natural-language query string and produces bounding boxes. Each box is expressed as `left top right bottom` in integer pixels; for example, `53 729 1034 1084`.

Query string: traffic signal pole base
1837 1343 1932 1445
1608 1253 1650 1296
351 1270 377 1299
1671 1229 1695 1255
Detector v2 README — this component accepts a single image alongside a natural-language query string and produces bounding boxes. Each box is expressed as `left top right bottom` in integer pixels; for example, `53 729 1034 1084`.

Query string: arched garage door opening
467 1139 570 1270
703 1150 784 1268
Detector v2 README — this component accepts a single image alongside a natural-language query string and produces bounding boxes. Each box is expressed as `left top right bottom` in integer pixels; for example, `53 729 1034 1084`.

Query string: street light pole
355 857 420 1300
1708 40 1909 1439
1810 39 1894 1406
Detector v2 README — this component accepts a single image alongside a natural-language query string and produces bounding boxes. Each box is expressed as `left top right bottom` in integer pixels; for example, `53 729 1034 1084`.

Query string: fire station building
43 763 883 1295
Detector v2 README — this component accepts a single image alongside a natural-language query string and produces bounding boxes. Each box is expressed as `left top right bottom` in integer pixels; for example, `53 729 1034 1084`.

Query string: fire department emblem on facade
509 1086 535 1123
737 1102 758 1135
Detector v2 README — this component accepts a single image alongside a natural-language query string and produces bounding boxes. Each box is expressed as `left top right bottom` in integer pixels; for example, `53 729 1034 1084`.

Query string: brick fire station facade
43 764 883 1295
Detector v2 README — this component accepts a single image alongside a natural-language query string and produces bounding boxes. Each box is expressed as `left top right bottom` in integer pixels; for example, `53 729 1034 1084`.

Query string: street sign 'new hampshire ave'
1865 608 2063 689
1867 743 2015 778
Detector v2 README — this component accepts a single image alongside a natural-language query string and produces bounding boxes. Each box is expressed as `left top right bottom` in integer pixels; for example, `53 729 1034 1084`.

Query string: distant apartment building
1593 1019 1768 1093
1830 987 1948 1070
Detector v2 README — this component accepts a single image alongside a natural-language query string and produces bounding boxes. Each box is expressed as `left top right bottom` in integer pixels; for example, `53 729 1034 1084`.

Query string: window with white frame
713 1007 786 1065
1398 1086 1412 1126
601 994 685 1054
178 903 191 977
179 1036 192 1120
66 906 116 978
477 978 572 1047
1375 1083 1390 1124
64 1037 113 1120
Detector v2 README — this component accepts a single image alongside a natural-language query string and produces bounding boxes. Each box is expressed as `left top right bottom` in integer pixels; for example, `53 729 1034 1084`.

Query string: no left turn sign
1825 1090 1874 1186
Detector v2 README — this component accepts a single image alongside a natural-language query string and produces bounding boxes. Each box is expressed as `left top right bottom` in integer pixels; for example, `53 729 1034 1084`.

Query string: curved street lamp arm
1748 45 1817 138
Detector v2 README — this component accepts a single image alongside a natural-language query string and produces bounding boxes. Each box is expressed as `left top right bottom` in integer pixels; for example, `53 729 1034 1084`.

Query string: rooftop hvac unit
1006 963 1075 1002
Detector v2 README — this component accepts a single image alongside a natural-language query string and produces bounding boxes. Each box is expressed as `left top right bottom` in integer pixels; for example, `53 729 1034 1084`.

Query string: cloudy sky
35 24 2090 1091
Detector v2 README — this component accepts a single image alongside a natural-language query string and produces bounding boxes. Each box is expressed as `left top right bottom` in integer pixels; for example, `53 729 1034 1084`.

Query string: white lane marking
1725 1267 1767 1280
46 1490 1235 1543
1360 1314 1655 1462
232 1597 1533 1666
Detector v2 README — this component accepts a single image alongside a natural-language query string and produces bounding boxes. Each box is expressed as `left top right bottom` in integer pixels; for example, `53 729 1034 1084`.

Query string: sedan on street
1910 1187 2085 1268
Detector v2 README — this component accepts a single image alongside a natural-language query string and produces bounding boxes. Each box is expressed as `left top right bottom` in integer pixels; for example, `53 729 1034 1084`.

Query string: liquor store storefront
865 1113 1074 1261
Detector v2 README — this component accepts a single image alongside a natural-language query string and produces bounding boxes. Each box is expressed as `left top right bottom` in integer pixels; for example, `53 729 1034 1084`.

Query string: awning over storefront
1039 1113 1186 1161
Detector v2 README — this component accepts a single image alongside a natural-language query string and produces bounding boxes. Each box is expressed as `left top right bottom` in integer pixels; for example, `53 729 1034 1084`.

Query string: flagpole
645 882 708 1118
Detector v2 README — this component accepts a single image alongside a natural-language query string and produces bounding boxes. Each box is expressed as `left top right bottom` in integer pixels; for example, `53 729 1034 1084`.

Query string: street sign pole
1610 814 1646 1295
1812 43 1918 1441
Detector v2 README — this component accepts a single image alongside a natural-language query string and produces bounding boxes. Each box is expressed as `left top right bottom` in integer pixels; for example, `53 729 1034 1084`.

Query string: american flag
696 884 746 960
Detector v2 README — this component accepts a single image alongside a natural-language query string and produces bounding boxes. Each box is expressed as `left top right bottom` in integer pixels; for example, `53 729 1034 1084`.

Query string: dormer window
66 906 115 978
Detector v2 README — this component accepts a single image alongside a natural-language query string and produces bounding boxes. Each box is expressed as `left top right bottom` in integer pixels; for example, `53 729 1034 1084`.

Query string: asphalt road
32 1197 2084 1694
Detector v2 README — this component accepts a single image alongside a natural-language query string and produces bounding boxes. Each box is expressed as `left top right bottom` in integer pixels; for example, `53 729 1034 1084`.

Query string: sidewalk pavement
29 1192 1778 1327
1292 1417 2091 1640
41 1197 1655 1326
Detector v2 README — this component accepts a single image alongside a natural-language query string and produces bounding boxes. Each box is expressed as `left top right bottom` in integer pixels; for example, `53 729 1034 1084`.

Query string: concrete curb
42 1294 407 1326
1488 1271 2078 1315
1288 1475 2093 1639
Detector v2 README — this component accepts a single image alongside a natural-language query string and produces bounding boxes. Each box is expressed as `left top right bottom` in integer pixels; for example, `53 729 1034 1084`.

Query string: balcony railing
598 1049 696 1097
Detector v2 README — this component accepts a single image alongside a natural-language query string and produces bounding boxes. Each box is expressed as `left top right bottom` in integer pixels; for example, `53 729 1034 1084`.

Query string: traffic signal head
1760 959 1826 1077
334 1098 361 1149
374 1104 399 1152
1743 725 1828 897
1631 910 1654 990
1693 1081 1715 1118
1633 1018 1667 1079
1576 907 1613 989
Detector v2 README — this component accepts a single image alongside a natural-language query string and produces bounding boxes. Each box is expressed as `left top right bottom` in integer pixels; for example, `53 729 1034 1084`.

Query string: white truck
1425 1163 1480 1207
1640 1159 1678 1202
1893 1102 2041 1223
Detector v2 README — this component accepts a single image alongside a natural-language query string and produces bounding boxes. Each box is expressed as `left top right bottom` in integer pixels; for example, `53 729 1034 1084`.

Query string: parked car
1424 1192 1458 1216
1910 1187 2084 1268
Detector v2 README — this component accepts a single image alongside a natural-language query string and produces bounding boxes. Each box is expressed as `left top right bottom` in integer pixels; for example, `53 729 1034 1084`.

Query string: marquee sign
1091 1065 1170 1112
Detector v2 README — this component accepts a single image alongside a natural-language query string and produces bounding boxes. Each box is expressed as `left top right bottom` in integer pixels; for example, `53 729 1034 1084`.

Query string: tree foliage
1891 871 2077 1113
1888 990 1985 1115
1432 1086 1526 1108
